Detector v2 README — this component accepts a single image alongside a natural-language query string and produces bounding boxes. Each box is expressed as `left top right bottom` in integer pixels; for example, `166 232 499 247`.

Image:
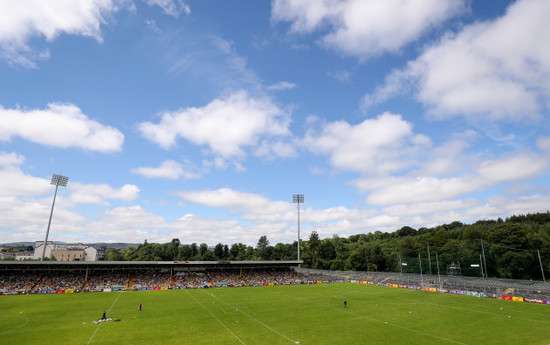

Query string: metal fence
295 267 550 300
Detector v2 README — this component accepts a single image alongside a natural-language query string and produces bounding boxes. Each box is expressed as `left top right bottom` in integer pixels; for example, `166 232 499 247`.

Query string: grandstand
2 260 549 303
0 260 302 294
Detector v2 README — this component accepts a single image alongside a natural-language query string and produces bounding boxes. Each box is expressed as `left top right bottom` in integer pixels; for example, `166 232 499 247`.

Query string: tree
190 243 198 257
214 243 224 259
308 231 321 266
198 243 208 259
230 243 247 260
169 238 180 259
177 245 192 260
256 236 269 259
396 226 416 237
104 248 122 261
318 239 336 261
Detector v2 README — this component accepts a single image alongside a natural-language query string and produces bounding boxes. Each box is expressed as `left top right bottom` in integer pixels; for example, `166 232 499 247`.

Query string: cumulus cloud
131 160 201 179
0 0 124 67
138 90 292 161
353 152 548 206
272 0 466 59
177 188 291 215
69 183 140 205
302 112 430 174
364 0 550 120
145 0 190 17
0 103 124 152
0 152 25 167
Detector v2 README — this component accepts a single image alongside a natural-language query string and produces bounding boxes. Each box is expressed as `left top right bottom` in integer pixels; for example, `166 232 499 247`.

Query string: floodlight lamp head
51 174 69 187
293 194 304 203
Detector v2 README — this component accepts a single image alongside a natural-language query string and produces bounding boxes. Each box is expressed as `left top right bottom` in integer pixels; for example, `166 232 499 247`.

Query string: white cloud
303 112 430 174
69 183 140 205
145 0 190 17
0 0 124 67
272 0 466 59
354 152 548 206
0 103 124 152
536 137 550 152
177 188 291 215
0 152 25 167
477 153 547 183
0 168 51 197
138 90 292 161
364 0 550 120
267 81 296 91
131 160 201 179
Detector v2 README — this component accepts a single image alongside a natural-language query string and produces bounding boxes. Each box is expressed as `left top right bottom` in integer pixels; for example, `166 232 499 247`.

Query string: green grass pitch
1 283 549 344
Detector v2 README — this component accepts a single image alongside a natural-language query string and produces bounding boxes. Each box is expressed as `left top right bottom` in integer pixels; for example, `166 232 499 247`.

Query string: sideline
203 290 300 344
86 291 123 345
0 315 30 335
186 290 246 345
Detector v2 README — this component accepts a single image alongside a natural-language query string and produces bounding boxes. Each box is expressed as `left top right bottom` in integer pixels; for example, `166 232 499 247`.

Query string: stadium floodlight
293 194 304 261
41 174 69 261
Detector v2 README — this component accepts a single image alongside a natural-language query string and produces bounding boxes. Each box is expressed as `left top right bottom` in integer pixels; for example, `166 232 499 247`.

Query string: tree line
103 212 550 280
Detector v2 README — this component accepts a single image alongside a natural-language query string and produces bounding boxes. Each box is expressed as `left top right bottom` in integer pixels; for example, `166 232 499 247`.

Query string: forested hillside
103 212 550 280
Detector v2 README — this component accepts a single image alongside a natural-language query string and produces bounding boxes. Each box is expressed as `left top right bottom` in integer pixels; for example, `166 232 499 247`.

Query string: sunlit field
1 283 549 344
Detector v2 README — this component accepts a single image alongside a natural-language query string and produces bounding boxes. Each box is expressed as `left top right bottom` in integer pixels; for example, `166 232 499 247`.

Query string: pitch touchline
186 290 246 345
86 291 123 345
273 291 467 345
203 290 299 344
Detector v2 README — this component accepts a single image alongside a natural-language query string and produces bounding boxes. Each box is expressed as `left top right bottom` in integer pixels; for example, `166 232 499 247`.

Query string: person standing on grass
344 300 347 308
102 311 106 320
139 303 142 311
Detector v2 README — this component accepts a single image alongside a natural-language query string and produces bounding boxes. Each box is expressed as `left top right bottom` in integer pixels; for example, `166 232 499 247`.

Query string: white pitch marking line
204 290 299 344
86 291 123 345
0 315 30 335
186 290 245 345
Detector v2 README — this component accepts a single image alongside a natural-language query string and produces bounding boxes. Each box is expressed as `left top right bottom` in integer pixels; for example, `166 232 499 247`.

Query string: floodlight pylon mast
41 174 69 261
293 194 304 261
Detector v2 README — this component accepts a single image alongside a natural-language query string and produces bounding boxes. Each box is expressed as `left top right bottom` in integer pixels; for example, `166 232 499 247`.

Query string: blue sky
1 0 549 246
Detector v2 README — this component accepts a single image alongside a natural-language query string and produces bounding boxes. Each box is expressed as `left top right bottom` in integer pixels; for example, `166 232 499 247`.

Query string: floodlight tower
293 194 304 261
41 174 69 261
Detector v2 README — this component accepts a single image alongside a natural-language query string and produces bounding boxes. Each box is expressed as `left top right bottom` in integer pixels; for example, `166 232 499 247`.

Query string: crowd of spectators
86 271 129 290
30 271 86 292
0 272 39 292
173 270 302 288
1 270 302 293
132 271 171 288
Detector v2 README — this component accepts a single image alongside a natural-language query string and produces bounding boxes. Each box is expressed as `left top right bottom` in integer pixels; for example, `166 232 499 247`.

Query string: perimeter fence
295 267 550 300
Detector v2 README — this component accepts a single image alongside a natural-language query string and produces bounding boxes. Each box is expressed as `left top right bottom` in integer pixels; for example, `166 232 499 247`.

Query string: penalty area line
186 290 246 345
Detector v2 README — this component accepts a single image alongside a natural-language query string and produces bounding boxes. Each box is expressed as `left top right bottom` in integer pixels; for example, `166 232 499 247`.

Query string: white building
33 241 104 261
